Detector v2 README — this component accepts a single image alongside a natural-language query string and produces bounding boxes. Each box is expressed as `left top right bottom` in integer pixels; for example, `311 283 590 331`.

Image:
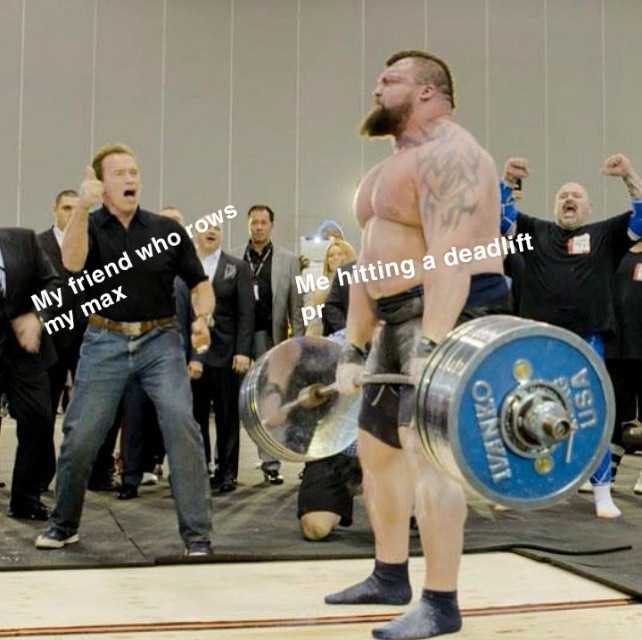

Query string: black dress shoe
219 480 237 493
209 474 223 490
262 467 284 485
8 502 49 521
117 485 138 500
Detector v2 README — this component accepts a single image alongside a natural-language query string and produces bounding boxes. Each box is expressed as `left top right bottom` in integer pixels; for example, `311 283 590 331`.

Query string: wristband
628 200 642 240
416 336 438 358
499 181 518 234
499 180 514 204
501 200 518 234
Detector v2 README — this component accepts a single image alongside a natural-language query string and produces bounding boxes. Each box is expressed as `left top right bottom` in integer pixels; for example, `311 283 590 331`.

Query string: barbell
239 316 614 509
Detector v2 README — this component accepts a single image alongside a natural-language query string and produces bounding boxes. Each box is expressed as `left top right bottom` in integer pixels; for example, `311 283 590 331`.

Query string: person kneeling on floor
298 441 362 541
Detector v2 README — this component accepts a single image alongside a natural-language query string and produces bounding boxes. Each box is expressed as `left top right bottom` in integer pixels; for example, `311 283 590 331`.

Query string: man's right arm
61 209 90 272
336 270 377 395
345 255 377 350
62 166 103 271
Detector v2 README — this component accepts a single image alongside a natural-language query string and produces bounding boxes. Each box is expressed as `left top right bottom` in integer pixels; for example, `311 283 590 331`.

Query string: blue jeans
50 324 211 544
582 333 612 486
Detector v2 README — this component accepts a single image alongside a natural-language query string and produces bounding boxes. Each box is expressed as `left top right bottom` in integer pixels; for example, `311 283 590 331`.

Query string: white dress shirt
53 225 64 247
201 248 221 281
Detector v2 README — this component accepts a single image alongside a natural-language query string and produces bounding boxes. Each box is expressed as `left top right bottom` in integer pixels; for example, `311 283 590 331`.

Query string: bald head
160 207 184 225
554 182 592 230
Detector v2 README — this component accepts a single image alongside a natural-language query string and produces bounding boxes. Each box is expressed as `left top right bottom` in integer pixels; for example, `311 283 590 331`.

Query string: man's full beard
360 102 411 138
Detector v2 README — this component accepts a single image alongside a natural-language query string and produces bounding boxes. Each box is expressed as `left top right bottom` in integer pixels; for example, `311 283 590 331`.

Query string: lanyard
245 245 272 279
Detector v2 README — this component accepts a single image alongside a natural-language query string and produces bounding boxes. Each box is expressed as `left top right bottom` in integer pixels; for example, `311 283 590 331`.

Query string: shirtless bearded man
325 51 508 639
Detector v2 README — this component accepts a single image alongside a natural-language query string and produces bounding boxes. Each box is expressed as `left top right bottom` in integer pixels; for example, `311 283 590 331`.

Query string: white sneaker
35 528 80 549
634 472 642 495
141 472 158 486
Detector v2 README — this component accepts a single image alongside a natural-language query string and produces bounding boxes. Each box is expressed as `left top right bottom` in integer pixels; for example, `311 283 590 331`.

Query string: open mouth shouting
562 201 577 214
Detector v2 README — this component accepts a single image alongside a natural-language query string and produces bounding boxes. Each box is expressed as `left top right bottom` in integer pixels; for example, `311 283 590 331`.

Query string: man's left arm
602 153 642 240
10 230 63 354
288 253 305 337
171 223 214 354
190 280 215 354
415 143 488 345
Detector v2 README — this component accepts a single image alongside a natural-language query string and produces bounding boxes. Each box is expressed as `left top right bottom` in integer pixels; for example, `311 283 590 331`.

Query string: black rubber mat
1 458 641 597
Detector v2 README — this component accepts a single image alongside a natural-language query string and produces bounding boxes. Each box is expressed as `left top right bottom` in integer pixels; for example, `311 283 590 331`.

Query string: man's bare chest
356 153 419 227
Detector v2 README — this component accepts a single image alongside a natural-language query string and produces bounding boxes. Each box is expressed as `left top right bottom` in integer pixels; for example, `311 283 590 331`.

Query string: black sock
611 444 624 481
371 589 462 639
325 559 412 605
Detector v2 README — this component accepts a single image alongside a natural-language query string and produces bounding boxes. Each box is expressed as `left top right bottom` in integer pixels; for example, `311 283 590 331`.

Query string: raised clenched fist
79 165 104 210
601 153 633 178
503 157 529 186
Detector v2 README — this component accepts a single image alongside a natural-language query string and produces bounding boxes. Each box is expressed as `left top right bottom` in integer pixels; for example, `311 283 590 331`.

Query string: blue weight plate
449 329 614 509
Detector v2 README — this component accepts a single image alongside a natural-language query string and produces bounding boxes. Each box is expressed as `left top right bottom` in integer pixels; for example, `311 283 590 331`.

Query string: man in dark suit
38 189 119 492
234 205 304 484
0 227 61 519
183 223 254 492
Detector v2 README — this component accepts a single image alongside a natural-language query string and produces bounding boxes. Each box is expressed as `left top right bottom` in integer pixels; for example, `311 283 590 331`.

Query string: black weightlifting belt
375 273 508 325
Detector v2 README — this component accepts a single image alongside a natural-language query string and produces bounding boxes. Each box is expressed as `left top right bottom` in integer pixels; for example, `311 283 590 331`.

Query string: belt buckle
124 322 142 336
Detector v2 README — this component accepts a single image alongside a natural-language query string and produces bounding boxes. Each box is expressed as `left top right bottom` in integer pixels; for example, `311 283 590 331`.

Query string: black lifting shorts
358 291 510 449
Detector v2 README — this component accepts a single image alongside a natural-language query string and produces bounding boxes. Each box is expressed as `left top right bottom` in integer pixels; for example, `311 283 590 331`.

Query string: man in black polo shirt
38 189 120 494
500 153 642 518
35 144 214 554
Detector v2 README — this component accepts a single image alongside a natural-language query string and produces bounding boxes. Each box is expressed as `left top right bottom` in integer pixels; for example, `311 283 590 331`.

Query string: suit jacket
0 227 61 369
37 226 87 351
178 252 255 367
234 243 304 343
322 260 354 336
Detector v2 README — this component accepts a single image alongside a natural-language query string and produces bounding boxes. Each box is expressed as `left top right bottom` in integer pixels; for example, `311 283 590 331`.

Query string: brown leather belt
88 315 176 337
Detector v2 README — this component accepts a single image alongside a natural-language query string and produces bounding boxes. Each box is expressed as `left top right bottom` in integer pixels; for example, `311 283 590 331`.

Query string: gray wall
2 0 641 251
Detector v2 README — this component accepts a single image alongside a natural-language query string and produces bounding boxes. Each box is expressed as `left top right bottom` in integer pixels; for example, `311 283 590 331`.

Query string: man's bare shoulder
414 122 486 168
413 121 497 231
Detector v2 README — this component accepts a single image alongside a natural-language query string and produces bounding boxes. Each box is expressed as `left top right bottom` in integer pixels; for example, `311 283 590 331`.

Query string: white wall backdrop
1 0 641 251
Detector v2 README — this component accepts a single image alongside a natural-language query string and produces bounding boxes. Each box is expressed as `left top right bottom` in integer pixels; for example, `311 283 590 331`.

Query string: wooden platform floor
1 553 639 639
2 419 641 639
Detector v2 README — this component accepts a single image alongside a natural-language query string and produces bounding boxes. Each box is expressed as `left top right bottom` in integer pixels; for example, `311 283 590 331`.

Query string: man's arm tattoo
417 130 482 231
